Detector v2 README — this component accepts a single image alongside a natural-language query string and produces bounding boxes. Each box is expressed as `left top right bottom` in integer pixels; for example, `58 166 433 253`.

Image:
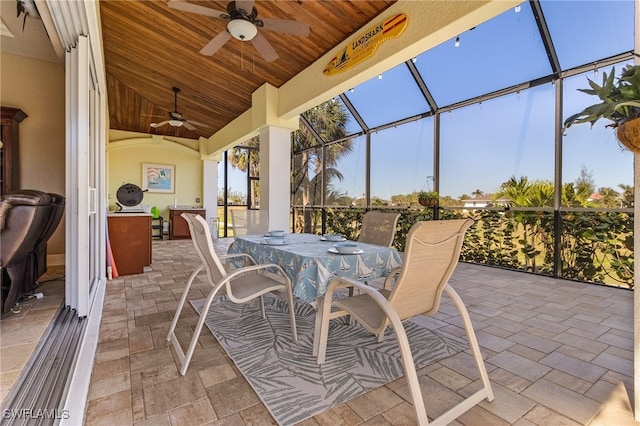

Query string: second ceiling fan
150 87 208 131
168 0 310 62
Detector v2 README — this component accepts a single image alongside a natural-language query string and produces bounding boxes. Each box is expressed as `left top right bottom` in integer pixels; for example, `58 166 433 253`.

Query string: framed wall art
142 163 175 193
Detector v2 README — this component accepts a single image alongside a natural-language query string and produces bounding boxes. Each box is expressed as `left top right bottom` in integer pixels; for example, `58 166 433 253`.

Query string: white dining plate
328 247 363 255
261 240 289 246
320 236 346 242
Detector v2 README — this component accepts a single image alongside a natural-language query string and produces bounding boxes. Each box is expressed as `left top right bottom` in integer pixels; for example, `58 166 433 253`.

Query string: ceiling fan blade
151 121 169 128
251 32 279 62
260 18 310 36
235 0 255 14
182 121 197 131
167 0 225 18
186 120 209 128
200 30 232 56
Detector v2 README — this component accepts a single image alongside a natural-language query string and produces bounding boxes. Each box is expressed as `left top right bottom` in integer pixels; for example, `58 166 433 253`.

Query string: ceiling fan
149 87 208 131
167 0 310 62
16 0 42 33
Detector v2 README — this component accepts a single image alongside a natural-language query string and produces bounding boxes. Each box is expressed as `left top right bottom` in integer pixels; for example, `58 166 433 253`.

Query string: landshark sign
323 13 408 76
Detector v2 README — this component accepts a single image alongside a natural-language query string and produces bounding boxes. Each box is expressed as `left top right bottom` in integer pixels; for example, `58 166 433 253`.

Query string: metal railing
292 205 634 289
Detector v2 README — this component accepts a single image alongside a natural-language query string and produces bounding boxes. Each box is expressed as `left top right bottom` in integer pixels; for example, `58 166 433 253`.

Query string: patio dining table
228 233 402 303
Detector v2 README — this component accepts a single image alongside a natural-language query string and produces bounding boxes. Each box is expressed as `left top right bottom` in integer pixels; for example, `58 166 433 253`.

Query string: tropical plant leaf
564 65 640 132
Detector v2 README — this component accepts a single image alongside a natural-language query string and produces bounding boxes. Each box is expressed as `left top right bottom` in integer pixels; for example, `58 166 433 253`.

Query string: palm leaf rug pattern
191 295 466 425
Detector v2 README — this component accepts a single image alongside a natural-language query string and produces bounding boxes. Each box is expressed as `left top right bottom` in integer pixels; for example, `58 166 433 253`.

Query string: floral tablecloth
228 233 402 303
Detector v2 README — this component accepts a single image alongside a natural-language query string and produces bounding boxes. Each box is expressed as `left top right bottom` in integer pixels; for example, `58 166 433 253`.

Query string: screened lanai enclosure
218 0 637 289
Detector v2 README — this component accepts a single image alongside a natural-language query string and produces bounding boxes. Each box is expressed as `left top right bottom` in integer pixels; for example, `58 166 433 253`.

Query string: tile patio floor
0 266 65 404
80 238 638 425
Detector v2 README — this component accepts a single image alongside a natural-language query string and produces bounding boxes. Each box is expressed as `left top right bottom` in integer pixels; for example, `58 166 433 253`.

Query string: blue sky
223 0 636 202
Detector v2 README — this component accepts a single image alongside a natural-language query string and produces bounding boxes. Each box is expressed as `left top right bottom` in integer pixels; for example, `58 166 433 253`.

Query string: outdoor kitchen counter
168 207 205 239
107 213 152 275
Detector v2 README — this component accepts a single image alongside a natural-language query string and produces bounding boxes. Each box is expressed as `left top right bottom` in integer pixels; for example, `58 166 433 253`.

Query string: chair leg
426 285 495 426
176 289 219 376
167 265 216 376
370 291 429 424
260 295 266 319
444 284 493 401
312 296 324 357
166 265 202 343
315 294 333 364
285 282 298 341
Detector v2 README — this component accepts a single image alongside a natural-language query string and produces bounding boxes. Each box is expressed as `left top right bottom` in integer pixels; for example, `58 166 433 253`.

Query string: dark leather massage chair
0 190 65 314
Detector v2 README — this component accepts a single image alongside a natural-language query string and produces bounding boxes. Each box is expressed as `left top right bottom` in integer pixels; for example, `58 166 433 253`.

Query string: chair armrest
383 267 402 290
325 276 384 301
325 277 397 318
0 200 12 231
219 252 257 265
223 262 289 283
326 276 359 293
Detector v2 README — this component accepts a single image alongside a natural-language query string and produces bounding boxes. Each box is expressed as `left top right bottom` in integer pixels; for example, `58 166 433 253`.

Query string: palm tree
495 176 554 272
227 99 357 233
495 176 532 206
527 182 554 207
292 99 353 233
562 181 594 208
618 183 634 207
228 136 260 207
598 187 621 208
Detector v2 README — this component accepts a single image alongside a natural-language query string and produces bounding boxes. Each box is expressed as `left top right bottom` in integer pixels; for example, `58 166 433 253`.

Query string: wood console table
107 213 152 275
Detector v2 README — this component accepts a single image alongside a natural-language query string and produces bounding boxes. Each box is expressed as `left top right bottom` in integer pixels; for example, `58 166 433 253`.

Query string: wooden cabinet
107 214 152 275
1 107 27 195
169 208 205 239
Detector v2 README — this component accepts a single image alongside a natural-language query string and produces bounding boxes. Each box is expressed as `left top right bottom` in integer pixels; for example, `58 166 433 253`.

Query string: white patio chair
352 211 401 294
314 219 494 425
230 209 269 236
167 213 297 376
357 211 401 247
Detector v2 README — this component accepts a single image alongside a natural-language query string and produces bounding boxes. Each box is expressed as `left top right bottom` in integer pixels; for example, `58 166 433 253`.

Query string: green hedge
307 207 633 289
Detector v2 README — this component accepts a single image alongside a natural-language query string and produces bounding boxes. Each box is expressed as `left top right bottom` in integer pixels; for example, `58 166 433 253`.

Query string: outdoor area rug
191 295 467 426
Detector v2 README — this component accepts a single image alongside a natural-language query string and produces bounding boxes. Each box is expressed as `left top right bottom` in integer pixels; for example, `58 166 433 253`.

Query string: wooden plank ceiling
100 0 395 140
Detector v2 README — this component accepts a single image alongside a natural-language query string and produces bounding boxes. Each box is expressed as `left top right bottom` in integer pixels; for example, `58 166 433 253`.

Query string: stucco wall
107 138 203 222
0 52 66 264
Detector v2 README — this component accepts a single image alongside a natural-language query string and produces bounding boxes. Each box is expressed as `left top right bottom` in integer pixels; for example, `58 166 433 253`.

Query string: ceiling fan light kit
167 0 310 62
227 19 257 41
168 119 184 127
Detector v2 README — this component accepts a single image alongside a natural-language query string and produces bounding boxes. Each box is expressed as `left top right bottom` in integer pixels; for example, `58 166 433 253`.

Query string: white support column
202 159 219 238
259 126 292 231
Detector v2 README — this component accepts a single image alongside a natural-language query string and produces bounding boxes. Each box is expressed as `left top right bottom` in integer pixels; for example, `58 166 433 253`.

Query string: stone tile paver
10 239 625 426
